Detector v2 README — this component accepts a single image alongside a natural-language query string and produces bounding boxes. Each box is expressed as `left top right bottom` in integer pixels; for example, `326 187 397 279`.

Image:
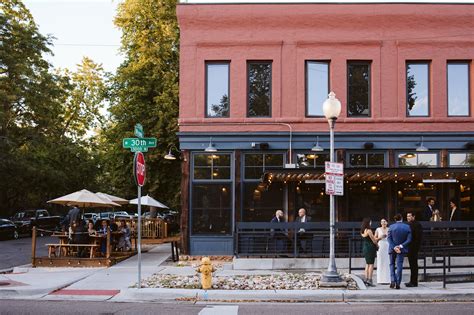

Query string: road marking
198 305 238 315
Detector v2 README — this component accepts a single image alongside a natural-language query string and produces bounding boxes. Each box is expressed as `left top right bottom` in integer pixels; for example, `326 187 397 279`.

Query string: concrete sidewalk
1 244 474 303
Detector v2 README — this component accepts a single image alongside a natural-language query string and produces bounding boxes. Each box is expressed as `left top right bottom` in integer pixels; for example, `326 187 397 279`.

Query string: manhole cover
0 281 11 286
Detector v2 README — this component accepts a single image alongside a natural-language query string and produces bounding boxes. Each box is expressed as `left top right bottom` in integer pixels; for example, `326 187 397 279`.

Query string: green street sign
134 123 144 138
123 138 157 152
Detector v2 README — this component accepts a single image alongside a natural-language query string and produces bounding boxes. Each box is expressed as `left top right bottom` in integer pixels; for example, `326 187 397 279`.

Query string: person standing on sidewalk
406 212 423 287
360 217 378 287
375 218 391 284
388 213 412 289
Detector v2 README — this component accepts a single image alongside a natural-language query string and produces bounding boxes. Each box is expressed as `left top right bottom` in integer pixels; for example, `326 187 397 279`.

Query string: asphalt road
0 301 474 315
0 236 52 270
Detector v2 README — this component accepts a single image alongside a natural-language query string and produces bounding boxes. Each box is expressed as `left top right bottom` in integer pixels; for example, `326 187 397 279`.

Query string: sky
23 0 124 73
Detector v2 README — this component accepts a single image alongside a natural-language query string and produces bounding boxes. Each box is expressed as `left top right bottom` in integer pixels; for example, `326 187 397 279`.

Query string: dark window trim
447 151 474 167
345 151 388 168
447 60 471 118
191 152 233 182
205 61 231 118
242 152 286 181
305 60 330 118
247 60 273 118
406 61 431 117
347 60 372 118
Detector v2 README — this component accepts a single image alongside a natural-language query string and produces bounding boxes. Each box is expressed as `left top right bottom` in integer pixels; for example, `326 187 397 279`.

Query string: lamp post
322 91 342 283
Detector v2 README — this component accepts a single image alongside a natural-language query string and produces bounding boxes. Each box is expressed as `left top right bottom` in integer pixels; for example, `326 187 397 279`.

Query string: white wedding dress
376 227 391 284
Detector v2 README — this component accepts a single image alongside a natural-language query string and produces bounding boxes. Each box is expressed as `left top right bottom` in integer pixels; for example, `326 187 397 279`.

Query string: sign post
133 151 146 289
123 124 155 289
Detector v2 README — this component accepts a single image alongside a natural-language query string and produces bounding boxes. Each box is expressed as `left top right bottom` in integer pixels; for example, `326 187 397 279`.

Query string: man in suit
270 210 286 253
406 212 423 287
387 213 412 289
294 208 311 253
423 198 436 221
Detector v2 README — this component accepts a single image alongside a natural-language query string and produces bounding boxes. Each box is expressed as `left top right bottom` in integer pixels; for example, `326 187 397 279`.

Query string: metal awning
262 167 474 184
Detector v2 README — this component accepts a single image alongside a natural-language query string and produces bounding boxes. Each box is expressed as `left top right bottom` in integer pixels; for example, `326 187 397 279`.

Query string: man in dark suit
388 213 412 289
406 212 423 287
294 208 311 253
270 210 286 253
423 198 436 221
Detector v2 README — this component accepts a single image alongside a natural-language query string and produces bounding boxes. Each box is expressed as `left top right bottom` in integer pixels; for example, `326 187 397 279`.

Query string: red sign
134 152 146 187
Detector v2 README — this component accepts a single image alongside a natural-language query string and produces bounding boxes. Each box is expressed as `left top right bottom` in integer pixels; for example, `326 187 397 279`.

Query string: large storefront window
244 153 284 180
348 182 387 221
191 153 232 235
295 183 329 221
449 152 474 167
398 152 438 167
243 182 284 222
347 152 386 168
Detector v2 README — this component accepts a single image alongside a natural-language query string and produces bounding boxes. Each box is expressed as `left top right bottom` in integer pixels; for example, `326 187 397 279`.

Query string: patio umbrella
47 189 120 208
128 194 169 209
96 192 129 205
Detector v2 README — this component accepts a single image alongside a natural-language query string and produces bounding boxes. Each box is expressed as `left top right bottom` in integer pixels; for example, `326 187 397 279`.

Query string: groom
387 213 412 289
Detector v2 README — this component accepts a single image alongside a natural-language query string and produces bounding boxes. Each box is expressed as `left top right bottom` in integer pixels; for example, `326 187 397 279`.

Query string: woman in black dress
360 217 378 286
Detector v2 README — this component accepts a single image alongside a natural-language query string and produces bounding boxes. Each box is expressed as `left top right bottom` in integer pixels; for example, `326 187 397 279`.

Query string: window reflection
407 63 429 116
449 153 474 167
448 63 470 116
306 61 329 116
348 153 385 168
248 62 272 117
398 153 438 167
348 62 370 117
192 184 232 235
206 63 229 117
244 153 284 180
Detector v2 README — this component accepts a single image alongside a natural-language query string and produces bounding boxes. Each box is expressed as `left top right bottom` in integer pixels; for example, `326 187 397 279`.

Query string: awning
262 167 474 184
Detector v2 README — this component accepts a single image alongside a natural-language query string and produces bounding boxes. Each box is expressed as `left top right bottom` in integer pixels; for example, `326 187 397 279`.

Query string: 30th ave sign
122 137 157 152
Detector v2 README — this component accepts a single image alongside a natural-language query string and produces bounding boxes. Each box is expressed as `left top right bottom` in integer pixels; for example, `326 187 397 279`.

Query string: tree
99 0 180 209
210 94 229 117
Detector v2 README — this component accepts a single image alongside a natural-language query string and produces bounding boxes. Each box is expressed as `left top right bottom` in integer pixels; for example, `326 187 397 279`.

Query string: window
448 62 470 116
247 61 272 117
206 62 230 117
193 154 231 180
398 152 438 167
347 61 371 117
306 61 329 116
191 183 232 235
407 62 430 117
348 153 385 168
244 153 284 180
243 182 284 222
296 153 329 168
449 152 474 167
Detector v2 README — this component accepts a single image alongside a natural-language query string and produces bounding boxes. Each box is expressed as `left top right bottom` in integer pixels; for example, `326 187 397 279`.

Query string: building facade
177 2 474 255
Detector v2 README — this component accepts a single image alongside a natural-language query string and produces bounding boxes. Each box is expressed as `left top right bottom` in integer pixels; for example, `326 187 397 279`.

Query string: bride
375 218 391 284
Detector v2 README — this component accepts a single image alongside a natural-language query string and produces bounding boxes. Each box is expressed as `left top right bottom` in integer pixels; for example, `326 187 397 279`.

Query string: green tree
99 0 180 209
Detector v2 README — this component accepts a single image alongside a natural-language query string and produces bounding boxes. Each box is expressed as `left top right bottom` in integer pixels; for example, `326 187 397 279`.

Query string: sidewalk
1 244 474 303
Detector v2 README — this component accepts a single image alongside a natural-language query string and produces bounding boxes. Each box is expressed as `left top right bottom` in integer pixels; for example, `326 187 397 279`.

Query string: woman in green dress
360 217 378 286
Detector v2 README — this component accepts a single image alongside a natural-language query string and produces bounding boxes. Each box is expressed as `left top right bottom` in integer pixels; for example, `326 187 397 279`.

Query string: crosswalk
198 305 239 315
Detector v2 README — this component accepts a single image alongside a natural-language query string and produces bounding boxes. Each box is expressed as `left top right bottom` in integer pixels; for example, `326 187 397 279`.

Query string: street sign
123 138 157 152
134 123 144 138
134 152 146 187
325 161 343 175
325 161 344 196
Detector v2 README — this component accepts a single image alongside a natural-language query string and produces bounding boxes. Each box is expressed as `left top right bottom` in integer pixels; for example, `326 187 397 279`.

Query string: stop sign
134 152 146 187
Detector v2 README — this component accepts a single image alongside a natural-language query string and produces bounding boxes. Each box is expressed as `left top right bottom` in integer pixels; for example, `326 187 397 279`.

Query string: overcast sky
23 0 123 73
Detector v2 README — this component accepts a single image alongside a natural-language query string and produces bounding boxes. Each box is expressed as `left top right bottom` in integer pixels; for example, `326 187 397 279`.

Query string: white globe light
322 91 342 120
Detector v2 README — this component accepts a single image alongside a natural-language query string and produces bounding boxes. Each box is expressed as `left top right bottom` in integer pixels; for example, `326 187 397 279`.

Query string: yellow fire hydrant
196 257 215 290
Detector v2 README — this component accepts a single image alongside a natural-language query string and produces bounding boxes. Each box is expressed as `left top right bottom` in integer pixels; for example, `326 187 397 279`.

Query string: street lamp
164 144 179 160
322 91 342 283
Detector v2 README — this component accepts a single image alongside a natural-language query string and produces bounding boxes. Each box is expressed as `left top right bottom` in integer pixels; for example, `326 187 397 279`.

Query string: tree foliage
98 0 180 209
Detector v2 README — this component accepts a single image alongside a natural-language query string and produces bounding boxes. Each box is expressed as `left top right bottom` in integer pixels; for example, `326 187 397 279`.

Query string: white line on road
198 305 239 315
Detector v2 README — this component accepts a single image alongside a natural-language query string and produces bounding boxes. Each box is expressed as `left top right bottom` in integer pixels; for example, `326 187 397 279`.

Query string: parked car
0 219 19 240
99 212 114 220
11 209 61 235
113 211 132 219
83 212 99 224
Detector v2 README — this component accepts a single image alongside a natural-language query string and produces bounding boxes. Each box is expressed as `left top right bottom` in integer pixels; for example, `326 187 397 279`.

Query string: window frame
396 151 439 168
243 152 286 181
305 60 330 117
247 60 273 118
406 61 431 117
447 61 471 117
205 61 231 118
345 151 388 168
448 151 474 167
347 60 372 117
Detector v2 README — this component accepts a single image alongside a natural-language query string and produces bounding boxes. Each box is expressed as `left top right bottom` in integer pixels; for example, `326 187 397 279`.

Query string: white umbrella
47 189 120 208
128 194 169 209
96 192 129 205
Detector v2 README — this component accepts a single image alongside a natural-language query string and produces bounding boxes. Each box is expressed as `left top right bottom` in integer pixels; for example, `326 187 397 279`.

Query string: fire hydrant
196 257 215 290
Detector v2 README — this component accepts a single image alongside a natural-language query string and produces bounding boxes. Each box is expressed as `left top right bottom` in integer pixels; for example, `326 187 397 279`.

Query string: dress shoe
396 284 401 289
390 282 395 289
406 283 418 287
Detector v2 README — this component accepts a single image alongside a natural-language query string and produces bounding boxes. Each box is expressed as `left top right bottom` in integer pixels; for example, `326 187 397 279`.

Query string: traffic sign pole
137 183 142 289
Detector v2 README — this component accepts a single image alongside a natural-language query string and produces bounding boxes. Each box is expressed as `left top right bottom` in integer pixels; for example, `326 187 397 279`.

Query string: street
0 300 474 315
0 236 51 270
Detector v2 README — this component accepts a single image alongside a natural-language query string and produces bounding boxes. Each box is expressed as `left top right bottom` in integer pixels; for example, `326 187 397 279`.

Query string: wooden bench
46 244 100 259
